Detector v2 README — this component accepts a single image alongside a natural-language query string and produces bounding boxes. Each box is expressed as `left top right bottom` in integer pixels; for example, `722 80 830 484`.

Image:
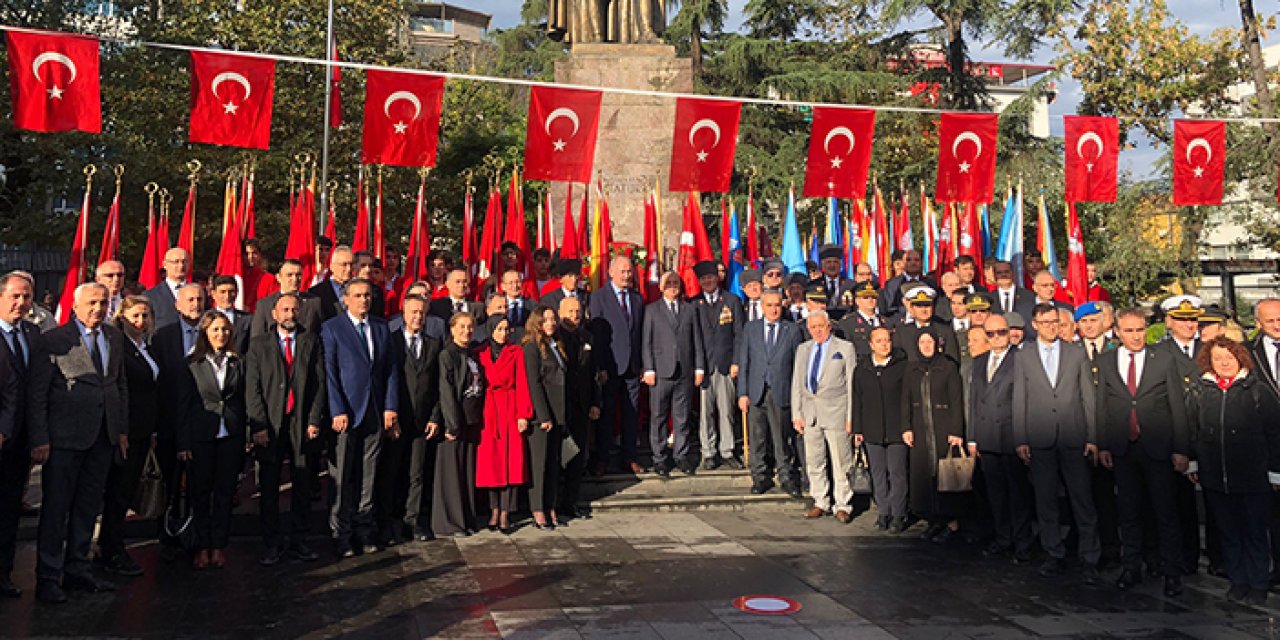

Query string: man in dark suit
836 282 884 357
555 296 600 518
246 293 326 566
0 271 36 598
428 269 484 324
308 245 356 324
209 275 252 353
736 289 805 496
1097 307 1190 597
387 281 446 344
251 259 322 338
496 269 536 341
352 251 388 318
877 249 935 322
970 313 1035 564
1075 300 1122 569
386 294 442 542
990 260 1034 319
891 284 960 362
540 259 588 314
143 247 190 329
1251 298 1280 587
784 273 809 323
1012 303 1101 585
321 278 400 558
814 245 856 316
641 272 704 477
29 282 128 603
587 255 645 475
693 260 745 470
1031 271 1074 314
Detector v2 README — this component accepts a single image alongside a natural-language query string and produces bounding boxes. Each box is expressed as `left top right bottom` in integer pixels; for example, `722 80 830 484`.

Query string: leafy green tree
666 0 729 81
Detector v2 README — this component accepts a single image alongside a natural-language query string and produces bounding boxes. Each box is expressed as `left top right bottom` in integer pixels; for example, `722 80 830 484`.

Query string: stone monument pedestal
553 44 692 254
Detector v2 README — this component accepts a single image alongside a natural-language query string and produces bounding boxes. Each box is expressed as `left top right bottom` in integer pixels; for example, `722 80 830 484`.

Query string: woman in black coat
432 312 484 537
523 305 568 529
851 327 909 534
901 327 966 543
1188 337 1280 605
176 311 247 570
97 295 160 577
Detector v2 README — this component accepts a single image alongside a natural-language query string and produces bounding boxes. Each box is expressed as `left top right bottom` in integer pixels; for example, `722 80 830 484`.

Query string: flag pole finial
185 159 201 184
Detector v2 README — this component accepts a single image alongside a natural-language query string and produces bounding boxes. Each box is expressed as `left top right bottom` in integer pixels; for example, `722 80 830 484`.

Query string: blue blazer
735 319 804 408
321 314 400 427
587 285 643 377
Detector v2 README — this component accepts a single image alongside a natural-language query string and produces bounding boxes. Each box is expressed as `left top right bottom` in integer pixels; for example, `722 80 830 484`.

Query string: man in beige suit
791 311 858 522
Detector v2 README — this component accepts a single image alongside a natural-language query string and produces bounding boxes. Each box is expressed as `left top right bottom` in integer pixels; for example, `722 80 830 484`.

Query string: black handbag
163 463 199 552
131 448 166 520
849 445 873 494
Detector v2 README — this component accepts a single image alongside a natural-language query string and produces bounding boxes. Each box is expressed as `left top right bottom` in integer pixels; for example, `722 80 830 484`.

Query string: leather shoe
803 506 827 519
1081 565 1101 586
888 516 908 535
415 531 435 542
676 462 697 476
628 461 647 475
0 575 21 598
101 552 144 577
209 549 226 569
289 542 320 562
982 542 1009 558
701 457 720 471
1164 576 1183 597
193 549 210 569
1245 589 1269 606
931 527 958 544
722 456 745 470
1227 584 1249 601
259 547 283 567
1038 558 1065 578
782 484 802 499
653 462 671 478
63 572 115 593
1012 550 1032 566
1115 568 1142 590
35 580 66 604
920 523 945 540
750 480 774 495
834 511 853 524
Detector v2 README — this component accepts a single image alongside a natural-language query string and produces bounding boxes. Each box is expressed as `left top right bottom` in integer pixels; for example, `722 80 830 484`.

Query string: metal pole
318 0 335 238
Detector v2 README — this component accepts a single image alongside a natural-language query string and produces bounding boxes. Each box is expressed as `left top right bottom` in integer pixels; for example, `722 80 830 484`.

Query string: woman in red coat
475 314 532 533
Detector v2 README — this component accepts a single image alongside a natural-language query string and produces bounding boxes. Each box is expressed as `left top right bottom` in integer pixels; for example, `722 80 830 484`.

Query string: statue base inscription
553 44 692 257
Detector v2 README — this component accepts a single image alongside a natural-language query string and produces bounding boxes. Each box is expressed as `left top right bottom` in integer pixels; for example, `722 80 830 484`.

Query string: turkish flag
6 30 100 133
935 113 998 203
362 69 445 167
1063 116 1119 203
803 107 875 199
189 51 275 149
523 85 602 183
677 192 715 296
1065 202 1089 305
669 98 740 193
1173 119 1225 206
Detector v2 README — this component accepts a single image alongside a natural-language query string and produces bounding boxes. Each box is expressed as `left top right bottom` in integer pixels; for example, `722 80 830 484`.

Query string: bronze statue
548 0 665 45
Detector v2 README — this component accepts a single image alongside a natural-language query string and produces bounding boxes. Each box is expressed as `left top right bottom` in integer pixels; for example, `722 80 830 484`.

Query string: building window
86 1 117 16
411 17 454 34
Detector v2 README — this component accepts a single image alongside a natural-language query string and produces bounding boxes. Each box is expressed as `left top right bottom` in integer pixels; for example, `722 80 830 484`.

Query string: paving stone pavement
2 509 1279 638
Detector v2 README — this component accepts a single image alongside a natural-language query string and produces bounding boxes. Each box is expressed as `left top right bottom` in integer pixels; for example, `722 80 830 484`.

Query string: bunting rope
4 24 1277 125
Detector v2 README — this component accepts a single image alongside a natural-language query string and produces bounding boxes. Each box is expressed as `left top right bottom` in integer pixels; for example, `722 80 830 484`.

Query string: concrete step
579 467 807 512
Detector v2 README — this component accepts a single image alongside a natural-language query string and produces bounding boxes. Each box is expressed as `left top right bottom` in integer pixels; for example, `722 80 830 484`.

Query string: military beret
740 269 763 286
693 260 719 279
1073 301 1103 321
818 244 843 261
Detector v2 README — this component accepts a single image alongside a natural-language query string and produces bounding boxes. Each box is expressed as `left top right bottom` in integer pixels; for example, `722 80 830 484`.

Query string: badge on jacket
718 306 733 325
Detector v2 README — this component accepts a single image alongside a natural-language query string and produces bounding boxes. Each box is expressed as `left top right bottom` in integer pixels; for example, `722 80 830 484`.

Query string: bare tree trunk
1239 0 1277 139
943 12 971 110
690 25 703 79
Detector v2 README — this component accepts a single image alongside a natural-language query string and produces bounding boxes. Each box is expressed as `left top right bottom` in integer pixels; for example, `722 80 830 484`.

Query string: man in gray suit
791 311 857 523
29 282 128 603
737 290 805 497
1012 302 1101 584
641 272 704 476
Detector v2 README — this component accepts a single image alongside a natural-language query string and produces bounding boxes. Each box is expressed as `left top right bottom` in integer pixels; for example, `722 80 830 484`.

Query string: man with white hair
792 311 857 522
94 261 126 319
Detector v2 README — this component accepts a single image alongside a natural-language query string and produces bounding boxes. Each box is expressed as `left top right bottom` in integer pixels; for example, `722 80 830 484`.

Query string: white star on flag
958 161 971 173
1193 166 1205 178
830 157 844 169
394 121 408 134
696 150 709 163
553 139 566 152
1086 163 1094 173
223 102 239 115
47 86 64 100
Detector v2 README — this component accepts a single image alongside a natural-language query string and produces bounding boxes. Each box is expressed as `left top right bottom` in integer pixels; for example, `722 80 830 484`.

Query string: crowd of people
0 235 1279 612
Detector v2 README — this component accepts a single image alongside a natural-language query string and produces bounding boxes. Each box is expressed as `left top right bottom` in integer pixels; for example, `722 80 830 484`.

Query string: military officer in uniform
892 285 960 363
836 281 883 357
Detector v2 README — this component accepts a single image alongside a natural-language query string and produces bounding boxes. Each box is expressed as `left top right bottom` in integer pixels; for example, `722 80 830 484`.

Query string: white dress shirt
347 312 374 359
1118 346 1146 388
207 352 230 439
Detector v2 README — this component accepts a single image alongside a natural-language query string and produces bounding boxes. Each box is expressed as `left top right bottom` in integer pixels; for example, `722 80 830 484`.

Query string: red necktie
283 335 295 414
1126 352 1139 441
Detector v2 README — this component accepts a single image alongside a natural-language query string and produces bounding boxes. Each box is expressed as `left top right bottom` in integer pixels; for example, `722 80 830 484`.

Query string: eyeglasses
765 271 782 277
1035 319 1060 326
985 329 1010 337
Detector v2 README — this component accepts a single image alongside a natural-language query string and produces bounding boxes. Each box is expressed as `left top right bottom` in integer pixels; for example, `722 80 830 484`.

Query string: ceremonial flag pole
317 0 336 238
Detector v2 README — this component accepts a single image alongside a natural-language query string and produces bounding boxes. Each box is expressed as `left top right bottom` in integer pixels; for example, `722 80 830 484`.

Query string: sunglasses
985 329 1010 337
765 271 782 277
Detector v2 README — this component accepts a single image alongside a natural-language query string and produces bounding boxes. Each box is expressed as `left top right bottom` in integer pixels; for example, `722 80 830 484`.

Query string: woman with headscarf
433 312 483 537
902 327 967 543
475 314 533 533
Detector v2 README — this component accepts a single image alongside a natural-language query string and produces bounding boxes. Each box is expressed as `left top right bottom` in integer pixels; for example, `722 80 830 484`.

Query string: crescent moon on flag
32 52 77 84
211 72 253 101
823 126 856 156
544 107 580 137
1186 138 1213 164
951 131 983 159
383 91 422 121
688 118 722 148
1076 132 1104 160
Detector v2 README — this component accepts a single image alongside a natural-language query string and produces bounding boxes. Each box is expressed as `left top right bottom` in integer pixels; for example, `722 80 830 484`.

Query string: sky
464 0 1245 175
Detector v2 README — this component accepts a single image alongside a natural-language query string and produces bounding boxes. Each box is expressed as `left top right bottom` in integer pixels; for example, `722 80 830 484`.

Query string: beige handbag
936 444 975 493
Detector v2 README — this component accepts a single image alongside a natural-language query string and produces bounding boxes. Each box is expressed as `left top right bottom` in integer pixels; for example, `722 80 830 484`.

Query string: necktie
1127 351 1140 441
357 322 369 357
410 334 421 359
282 335 295 414
766 323 776 352
987 353 999 383
668 300 677 317
1273 341 1280 381
752 301 760 321
1183 344 1191 358
510 300 520 324
567 290 575 299
184 326 198 355
808 342 824 393
7 328 25 370
619 290 630 323
1003 291 1012 313
87 329 104 375
1089 341 1097 361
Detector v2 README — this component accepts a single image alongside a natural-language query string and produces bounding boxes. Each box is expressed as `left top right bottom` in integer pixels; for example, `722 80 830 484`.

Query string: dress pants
404 435 438 534
649 374 693 468
0 443 30 578
258 430 313 550
865 442 908 519
700 371 738 461
747 388 799 489
528 424 562 514
981 451 1035 554
1174 470 1202 573
802 422 854 513
1030 445 1101 565
1207 490 1271 591
37 431 113 580
595 374 640 467
1092 464 1122 564
154 435 181 547
1113 439 1182 576
329 416 382 547
374 429 409 539
188 436 243 550
97 436 150 558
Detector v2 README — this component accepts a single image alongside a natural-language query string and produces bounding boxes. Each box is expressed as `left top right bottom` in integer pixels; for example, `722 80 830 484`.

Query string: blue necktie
809 342 824 393
357 322 369 357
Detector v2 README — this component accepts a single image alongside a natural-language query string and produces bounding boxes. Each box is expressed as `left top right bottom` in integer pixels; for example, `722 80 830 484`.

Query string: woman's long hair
113 295 154 341
189 311 237 362
520 305 561 359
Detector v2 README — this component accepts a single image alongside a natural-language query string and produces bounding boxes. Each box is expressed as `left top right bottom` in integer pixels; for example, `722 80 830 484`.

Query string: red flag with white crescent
669 98 741 193
523 86 602 183
677 192 714 297
56 173 93 324
1065 201 1089 304
189 51 275 149
1172 119 1225 206
935 113 999 203
5 30 101 133
1064 115 1119 203
803 107 875 199
361 69 445 167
